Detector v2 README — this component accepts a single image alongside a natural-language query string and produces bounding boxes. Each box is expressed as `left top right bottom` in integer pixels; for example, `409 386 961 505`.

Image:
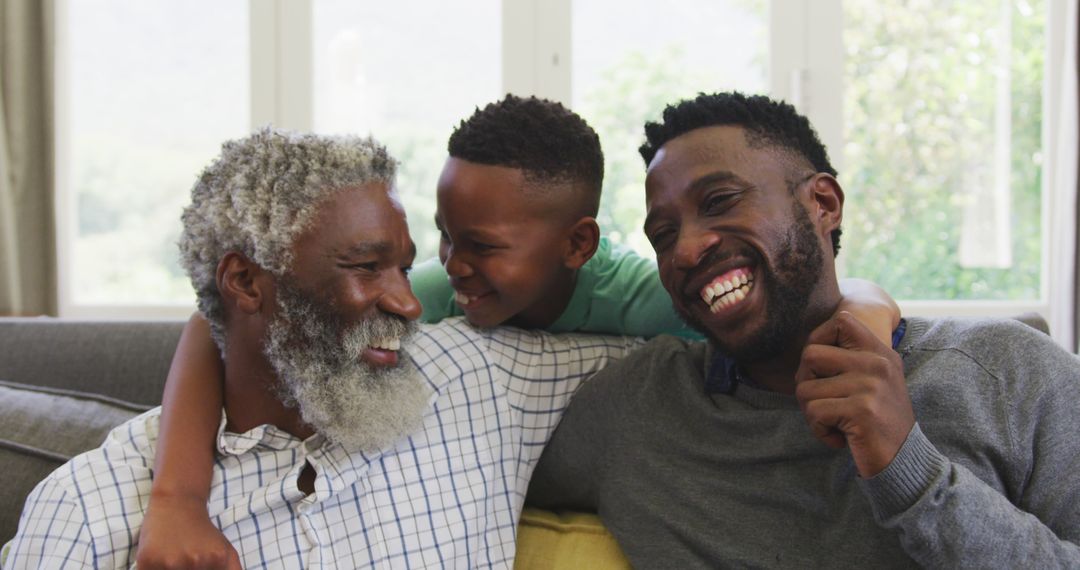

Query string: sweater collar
705 319 908 395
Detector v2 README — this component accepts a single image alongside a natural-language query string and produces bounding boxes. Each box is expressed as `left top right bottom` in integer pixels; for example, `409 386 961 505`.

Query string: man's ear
216 252 268 315
805 173 844 237
563 217 601 270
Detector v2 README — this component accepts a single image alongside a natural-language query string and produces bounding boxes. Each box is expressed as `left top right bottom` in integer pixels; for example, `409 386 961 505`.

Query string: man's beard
678 202 825 363
264 282 429 452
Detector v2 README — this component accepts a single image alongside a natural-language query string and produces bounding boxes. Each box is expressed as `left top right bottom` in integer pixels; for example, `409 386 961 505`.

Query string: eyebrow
336 241 392 258
644 170 749 229
687 170 747 194
334 240 417 264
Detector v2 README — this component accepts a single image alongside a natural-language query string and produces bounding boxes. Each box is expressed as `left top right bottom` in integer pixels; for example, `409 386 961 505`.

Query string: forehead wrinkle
336 241 392 259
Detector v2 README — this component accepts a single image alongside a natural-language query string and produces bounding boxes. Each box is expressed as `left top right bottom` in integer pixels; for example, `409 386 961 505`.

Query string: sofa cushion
514 508 630 569
0 379 148 546
0 318 184 406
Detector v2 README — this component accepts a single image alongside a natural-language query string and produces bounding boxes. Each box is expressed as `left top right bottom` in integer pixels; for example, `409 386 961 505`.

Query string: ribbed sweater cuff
858 423 948 522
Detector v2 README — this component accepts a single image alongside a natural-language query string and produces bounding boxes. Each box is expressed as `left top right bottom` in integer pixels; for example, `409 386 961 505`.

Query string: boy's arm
134 313 240 570
410 256 462 324
836 278 901 346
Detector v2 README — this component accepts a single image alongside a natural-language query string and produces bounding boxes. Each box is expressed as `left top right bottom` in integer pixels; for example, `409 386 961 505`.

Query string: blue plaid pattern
3 318 640 569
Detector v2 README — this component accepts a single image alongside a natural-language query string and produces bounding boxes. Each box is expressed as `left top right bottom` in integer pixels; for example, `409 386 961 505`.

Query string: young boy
411 94 699 337
135 96 899 566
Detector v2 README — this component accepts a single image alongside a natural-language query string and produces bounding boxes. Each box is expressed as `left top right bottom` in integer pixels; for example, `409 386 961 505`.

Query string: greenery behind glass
842 0 1044 300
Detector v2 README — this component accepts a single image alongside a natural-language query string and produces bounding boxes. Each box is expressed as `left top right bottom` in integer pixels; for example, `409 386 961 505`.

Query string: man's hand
135 494 241 569
794 311 914 478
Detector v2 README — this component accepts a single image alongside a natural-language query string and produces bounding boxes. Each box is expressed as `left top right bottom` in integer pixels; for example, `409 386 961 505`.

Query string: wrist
148 487 211 509
858 423 948 523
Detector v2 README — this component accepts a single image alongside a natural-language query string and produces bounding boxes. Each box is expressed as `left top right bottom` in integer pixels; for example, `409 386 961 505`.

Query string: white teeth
707 278 754 313
371 337 400 351
454 291 471 306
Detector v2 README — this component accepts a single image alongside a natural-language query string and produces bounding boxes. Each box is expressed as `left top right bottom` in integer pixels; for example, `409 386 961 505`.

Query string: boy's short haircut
447 94 604 218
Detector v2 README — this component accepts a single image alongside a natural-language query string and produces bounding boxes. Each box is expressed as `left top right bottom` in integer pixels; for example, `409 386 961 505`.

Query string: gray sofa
0 313 1053 550
0 318 185 544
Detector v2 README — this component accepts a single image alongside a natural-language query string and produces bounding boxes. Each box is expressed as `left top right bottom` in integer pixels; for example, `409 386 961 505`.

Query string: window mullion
502 0 570 103
250 0 312 130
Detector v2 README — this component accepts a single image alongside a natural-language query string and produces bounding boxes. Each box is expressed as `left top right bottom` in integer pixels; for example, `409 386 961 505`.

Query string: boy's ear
805 173 844 238
563 217 601 270
216 252 269 315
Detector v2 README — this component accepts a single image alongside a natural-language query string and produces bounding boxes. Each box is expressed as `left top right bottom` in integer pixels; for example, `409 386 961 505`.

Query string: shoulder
66 409 159 501
414 319 640 363
586 238 656 281
901 316 1079 395
902 316 1069 366
9 411 158 566
574 334 707 399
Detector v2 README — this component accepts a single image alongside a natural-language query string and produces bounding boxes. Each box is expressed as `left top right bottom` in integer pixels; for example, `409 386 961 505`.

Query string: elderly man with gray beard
3 129 638 569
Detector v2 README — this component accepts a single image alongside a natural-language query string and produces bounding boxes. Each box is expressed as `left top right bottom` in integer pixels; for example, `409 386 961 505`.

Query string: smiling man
527 92 1080 567
3 129 638 569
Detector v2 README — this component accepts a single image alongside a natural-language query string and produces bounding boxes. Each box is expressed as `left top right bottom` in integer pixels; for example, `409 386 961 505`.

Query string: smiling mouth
362 336 404 367
454 290 492 307
699 267 755 314
370 336 401 351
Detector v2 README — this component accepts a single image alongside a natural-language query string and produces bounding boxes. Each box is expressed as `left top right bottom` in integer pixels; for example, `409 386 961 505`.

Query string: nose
442 245 473 278
672 225 721 270
379 269 422 321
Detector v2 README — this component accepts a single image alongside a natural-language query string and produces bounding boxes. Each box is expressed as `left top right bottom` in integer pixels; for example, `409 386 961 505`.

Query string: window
571 0 768 254
312 0 501 258
57 0 1070 341
56 0 249 315
842 0 1045 305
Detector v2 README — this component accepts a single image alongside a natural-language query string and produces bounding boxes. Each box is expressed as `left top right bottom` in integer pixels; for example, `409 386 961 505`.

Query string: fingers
795 340 899 386
801 397 849 449
796 311 914 478
805 311 886 353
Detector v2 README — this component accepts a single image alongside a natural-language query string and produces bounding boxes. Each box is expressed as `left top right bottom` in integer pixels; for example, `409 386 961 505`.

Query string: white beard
264 283 429 452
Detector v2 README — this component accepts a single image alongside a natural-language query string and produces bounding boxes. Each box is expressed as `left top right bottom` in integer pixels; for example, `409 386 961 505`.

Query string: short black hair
639 92 841 255
448 94 603 218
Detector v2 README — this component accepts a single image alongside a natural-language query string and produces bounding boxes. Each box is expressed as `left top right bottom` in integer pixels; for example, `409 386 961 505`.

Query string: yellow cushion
514 508 631 569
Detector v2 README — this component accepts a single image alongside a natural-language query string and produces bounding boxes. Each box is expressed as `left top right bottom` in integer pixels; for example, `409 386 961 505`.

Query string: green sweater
528 317 1080 568
409 237 700 338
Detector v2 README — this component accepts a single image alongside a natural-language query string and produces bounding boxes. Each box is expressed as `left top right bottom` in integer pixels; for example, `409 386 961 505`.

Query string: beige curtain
0 0 55 316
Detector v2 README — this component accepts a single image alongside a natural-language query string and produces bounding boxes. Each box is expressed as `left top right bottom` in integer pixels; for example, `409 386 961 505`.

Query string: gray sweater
527 317 1080 568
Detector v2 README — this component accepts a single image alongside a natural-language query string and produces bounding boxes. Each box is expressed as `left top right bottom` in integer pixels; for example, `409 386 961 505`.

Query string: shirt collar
705 318 908 394
213 411 380 498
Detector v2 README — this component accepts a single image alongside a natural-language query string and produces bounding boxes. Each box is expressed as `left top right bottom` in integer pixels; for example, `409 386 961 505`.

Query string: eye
472 241 496 253
401 264 413 278
646 226 676 252
703 192 735 214
346 262 378 273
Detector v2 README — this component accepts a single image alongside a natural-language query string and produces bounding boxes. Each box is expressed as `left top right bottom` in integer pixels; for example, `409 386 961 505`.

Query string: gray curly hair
179 127 398 350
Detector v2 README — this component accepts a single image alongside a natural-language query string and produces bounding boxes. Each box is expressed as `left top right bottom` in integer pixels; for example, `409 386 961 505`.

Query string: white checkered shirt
3 318 640 569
